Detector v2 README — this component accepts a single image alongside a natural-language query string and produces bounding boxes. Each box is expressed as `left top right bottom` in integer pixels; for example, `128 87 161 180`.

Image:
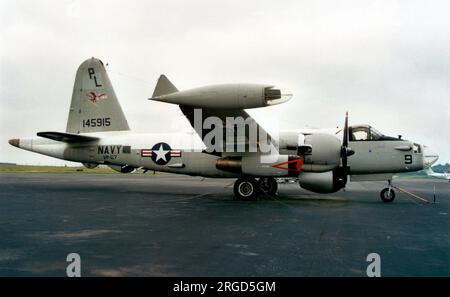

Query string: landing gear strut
233 178 259 201
380 180 395 203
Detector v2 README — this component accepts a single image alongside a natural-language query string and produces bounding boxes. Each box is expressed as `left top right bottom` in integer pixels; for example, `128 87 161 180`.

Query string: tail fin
66 57 130 133
152 74 178 98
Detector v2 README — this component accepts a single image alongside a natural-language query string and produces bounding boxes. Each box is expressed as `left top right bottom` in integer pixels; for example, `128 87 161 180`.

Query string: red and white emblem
141 149 153 157
170 150 181 157
86 91 108 104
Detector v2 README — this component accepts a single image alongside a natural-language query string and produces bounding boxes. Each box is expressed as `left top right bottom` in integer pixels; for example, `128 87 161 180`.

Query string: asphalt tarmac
0 174 448 276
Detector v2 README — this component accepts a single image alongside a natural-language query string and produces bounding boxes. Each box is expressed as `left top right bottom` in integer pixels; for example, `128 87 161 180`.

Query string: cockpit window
370 127 383 140
350 126 388 141
351 127 370 141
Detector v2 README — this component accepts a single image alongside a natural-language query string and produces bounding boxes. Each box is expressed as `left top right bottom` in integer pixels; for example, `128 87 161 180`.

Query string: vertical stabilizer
66 57 130 133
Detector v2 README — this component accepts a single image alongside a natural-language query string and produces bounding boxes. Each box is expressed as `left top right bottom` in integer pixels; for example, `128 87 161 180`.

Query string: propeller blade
343 111 349 148
342 111 349 169
337 111 351 189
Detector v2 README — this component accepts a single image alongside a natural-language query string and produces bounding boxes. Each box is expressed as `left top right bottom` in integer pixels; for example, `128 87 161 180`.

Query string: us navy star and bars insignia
170 150 181 157
141 149 153 157
141 142 182 165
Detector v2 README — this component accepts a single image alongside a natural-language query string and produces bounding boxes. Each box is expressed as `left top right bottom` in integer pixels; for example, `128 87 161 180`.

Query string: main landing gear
380 180 395 203
234 177 398 202
233 177 278 200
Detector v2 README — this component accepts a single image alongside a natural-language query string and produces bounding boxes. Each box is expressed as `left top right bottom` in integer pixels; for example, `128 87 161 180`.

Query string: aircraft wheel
258 177 278 196
234 178 258 201
380 188 395 203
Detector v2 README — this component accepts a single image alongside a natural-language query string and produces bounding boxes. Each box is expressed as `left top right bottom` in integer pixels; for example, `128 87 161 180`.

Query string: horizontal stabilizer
152 74 178 98
37 131 99 143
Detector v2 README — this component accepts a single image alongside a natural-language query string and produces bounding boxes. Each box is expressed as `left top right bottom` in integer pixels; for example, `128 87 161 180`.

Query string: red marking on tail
86 92 107 104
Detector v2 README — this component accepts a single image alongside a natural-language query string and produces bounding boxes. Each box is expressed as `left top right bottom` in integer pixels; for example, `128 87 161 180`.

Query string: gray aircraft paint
9 58 432 186
348 140 423 174
66 58 130 133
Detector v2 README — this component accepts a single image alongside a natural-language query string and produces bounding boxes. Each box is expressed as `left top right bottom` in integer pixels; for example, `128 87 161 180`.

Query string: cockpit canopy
349 125 400 141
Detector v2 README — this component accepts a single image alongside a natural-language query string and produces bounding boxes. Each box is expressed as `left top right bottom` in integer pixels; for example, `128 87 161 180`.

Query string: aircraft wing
151 74 278 155
37 131 99 143
179 106 277 155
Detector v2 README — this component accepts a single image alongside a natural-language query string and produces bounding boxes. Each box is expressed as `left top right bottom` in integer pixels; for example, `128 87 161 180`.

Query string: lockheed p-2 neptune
8 58 438 201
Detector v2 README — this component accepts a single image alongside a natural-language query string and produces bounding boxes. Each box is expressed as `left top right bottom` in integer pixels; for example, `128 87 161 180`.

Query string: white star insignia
154 144 169 162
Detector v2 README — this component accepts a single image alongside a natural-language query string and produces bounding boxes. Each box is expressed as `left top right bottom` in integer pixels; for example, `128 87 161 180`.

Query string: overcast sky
1 0 449 165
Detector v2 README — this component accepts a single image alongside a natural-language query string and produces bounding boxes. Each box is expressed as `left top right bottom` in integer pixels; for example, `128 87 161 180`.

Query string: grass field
0 164 173 175
0 164 124 174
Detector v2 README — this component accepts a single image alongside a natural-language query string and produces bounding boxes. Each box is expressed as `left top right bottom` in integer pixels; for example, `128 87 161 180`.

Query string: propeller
341 112 349 169
339 112 355 186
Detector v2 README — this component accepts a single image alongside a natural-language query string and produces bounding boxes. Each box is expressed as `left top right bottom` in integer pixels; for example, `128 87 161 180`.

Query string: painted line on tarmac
394 186 429 204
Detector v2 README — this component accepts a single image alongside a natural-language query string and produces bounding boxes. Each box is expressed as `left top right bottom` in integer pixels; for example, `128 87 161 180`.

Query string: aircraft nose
8 139 20 148
422 145 439 168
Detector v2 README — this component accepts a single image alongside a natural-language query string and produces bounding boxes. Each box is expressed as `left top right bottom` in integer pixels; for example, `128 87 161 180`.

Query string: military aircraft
8 57 438 202
425 167 450 182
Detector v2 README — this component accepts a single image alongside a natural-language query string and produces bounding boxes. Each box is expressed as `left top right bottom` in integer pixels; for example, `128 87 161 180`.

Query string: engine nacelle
298 169 346 193
108 164 135 173
303 134 341 171
216 154 302 177
279 132 341 172
151 84 292 109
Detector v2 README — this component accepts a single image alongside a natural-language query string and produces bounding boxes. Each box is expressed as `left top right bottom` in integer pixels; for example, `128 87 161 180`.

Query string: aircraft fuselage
10 131 425 178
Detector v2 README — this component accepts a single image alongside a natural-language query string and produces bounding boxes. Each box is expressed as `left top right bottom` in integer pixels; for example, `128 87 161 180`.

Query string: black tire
380 188 395 203
258 177 278 196
234 178 258 201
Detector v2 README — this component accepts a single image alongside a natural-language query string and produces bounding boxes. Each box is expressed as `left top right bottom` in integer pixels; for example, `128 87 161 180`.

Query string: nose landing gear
380 180 395 203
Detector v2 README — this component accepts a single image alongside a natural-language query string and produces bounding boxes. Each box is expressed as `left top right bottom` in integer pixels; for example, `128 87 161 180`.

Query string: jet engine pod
151 84 292 109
